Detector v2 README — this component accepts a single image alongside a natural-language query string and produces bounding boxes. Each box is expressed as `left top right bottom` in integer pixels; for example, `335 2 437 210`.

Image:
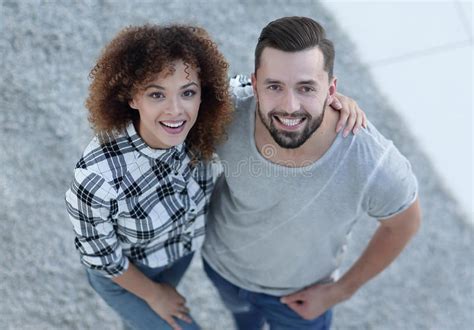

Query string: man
201 16 420 329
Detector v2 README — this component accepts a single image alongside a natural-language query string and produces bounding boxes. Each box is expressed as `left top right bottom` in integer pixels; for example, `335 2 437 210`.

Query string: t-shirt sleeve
363 144 418 220
65 168 129 278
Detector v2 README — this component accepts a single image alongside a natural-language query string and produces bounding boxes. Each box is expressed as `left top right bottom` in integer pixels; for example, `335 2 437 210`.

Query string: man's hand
280 282 347 320
330 92 367 137
145 283 192 330
282 199 421 321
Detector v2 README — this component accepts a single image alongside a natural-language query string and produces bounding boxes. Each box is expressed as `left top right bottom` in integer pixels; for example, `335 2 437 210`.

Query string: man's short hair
254 16 335 78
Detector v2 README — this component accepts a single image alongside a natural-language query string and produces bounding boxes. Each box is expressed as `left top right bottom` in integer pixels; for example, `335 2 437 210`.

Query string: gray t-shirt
202 84 418 296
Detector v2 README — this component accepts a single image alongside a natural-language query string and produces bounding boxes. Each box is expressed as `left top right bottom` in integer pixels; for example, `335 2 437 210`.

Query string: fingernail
343 130 349 137
336 124 342 132
354 128 359 134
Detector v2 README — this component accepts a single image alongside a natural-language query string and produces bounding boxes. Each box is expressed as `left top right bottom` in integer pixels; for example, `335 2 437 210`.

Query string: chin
165 136 187 147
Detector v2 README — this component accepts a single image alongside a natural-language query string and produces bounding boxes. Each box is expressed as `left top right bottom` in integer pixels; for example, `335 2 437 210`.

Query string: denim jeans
203 259 332 330
86 252 200 330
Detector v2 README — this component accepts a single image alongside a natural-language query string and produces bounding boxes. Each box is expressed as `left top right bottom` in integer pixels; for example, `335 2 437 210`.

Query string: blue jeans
203 259 332 330
87 253 200 330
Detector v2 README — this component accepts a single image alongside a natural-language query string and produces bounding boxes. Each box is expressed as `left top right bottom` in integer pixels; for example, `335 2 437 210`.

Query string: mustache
268 109 311 119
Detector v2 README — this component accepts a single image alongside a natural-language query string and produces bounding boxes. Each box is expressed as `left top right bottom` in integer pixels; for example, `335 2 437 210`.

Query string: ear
326 76 337 104
251 73 258 98
129 98 138 110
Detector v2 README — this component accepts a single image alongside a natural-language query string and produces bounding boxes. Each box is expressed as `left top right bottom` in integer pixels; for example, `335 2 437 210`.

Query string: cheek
188 101 201 121
140 105 158 120
257 94 275 112
304 99 325 115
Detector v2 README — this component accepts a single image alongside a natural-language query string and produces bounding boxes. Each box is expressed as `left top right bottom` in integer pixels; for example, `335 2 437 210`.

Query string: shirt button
174 154 180 161
190 208 195 213
174 170 179 175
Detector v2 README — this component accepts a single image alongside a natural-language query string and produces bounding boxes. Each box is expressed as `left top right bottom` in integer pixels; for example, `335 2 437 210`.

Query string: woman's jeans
203 258 332 330
86 252 199 330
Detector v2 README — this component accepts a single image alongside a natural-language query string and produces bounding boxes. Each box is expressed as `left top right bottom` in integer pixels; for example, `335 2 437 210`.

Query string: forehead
158 60 199 79
257 47 328 82
143 60 200 87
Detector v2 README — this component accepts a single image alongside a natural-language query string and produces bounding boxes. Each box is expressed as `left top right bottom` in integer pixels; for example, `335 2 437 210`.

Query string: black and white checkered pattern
65 123 213 278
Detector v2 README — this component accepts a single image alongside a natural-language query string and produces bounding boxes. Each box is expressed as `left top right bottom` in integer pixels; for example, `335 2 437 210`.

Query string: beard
257 99 327 149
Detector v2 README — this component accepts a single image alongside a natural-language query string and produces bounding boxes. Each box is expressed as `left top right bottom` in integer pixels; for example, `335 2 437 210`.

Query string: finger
178 306 190 314
353 109 364 134
281 291 305 304
330 95 342 110
336 110 349 133
173 293 186 305
175 312 193 324
343 108 357 137
164 316 182 330
362 112 368 128
286 301 306 316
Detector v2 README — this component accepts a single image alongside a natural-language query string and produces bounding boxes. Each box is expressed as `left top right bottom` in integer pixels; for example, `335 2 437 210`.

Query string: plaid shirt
65 123 213 278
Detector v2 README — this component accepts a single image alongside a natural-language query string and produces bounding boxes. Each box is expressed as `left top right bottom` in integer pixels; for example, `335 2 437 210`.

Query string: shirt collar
126 122 186 162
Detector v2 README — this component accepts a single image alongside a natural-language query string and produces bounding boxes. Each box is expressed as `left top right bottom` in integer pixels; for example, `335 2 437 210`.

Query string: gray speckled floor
1 1 472 329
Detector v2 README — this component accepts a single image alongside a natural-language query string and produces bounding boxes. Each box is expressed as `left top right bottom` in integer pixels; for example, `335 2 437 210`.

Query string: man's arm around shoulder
281 198 421 320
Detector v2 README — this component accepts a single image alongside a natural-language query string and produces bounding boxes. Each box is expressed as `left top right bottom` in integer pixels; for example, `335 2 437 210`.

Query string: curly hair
86 24 233 161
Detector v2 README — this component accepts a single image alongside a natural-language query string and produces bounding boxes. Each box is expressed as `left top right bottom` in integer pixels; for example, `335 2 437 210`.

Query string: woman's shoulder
74 131 133 183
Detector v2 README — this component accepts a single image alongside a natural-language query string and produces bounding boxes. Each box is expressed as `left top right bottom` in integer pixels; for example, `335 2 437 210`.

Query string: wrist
333 278 358 302
143 282 163 304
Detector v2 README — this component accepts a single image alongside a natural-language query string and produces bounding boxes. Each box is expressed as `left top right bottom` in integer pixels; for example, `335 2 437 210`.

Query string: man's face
252 47 336 149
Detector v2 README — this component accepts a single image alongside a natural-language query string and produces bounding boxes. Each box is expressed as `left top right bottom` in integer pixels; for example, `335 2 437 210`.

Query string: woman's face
129 60 201 149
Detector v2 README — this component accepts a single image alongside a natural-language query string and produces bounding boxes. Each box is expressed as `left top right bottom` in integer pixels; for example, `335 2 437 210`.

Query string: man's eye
149 92 164 99
300 86 316 93
268 85 281 91
182 90 196 97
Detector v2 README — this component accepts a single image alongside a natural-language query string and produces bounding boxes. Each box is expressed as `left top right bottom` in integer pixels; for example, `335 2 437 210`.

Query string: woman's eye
149 92 164 99
182 90 196 97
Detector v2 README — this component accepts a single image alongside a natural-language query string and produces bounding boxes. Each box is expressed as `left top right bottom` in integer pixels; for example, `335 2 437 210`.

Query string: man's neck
254 107 339 168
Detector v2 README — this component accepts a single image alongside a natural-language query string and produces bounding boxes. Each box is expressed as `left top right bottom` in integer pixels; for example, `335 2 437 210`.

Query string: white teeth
278 117 303 127
161 121 184 128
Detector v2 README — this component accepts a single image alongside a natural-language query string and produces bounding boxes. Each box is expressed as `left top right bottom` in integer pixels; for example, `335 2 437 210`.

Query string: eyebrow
144 82 199 90
263 79 282 85
297 80 318 86
180 82 199 89
263 79 319 86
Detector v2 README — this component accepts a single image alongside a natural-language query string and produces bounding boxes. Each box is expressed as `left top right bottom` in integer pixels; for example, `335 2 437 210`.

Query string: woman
65 24 364 330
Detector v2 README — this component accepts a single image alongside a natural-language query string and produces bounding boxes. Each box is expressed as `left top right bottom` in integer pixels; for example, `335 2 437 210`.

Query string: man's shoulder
350 121 395 159
328 120 403 181
351 121 414 184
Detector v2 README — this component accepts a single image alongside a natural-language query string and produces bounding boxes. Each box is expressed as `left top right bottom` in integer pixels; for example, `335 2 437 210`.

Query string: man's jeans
86 252 200 330
203 258 332 330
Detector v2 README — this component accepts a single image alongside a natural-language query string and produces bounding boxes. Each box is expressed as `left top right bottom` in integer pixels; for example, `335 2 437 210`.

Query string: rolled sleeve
363 145 418 220
65 168 128 278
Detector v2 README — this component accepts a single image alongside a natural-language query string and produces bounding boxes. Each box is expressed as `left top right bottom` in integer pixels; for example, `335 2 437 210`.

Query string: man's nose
283 91 300 114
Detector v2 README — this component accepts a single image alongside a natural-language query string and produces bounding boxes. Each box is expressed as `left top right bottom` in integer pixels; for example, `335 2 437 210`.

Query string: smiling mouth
273 115 306 129
160 120 185 128
159 120 187 134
